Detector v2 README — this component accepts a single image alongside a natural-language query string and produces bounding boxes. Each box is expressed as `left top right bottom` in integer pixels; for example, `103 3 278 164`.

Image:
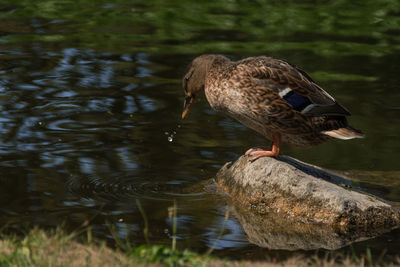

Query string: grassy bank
1 227 399 267
0 227 207 267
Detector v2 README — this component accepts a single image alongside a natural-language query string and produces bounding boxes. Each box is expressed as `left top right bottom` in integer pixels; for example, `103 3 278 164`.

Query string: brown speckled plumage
182 54 364 159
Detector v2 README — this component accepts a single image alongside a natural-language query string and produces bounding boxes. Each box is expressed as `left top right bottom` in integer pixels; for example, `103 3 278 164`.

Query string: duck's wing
240 57 351 117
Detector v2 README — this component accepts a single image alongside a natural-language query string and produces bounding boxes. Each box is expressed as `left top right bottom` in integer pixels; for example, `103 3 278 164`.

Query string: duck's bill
182 94 195 119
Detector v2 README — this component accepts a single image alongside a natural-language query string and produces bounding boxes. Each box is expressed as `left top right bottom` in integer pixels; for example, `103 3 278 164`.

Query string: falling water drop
166 124 181 142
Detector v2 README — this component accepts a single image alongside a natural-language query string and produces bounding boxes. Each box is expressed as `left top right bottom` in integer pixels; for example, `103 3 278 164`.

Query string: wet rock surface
215 155 400 235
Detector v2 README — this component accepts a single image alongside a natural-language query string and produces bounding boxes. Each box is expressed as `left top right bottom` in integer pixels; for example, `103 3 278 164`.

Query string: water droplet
165 131 169 135
38 121 43 126
118 218 123 222
177 125 181 128
168 136 173 142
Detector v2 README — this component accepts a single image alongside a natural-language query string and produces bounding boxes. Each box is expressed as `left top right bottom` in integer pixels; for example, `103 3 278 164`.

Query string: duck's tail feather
322 126 365 140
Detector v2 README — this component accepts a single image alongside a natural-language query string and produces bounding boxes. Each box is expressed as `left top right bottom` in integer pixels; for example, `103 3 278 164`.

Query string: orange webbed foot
246 148 279 162
245 146 269 155
246 133 281 162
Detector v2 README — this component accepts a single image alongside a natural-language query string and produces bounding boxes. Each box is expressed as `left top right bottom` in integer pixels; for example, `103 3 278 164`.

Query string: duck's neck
204 56 232 112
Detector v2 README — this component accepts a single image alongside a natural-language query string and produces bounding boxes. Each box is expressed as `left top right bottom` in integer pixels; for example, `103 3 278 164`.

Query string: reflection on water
230 204 394 251
0 0 399 261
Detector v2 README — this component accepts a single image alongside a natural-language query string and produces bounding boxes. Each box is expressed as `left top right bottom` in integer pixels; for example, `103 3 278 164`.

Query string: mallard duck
181 55 364 161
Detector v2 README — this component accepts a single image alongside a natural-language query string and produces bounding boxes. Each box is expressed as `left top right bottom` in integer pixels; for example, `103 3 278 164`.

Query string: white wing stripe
278 87 292 98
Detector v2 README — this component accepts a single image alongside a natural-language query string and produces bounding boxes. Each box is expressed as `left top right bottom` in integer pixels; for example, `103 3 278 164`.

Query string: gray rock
215 155 400 234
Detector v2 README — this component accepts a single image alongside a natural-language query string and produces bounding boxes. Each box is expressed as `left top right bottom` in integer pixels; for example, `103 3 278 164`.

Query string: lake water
0 0 399 261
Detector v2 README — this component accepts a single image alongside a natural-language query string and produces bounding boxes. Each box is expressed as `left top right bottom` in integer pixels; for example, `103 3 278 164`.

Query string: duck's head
181 55 217 119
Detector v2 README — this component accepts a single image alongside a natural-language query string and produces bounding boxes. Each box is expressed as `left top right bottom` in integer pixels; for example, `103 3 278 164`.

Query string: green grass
0 227 399 267
132 244 209 267
0 227 212 267
0 227 134 267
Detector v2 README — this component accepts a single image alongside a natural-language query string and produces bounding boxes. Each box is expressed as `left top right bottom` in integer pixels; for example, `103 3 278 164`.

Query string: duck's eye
183 70 194 92
186 70 194 81
184 75 191 92
184 78 189 92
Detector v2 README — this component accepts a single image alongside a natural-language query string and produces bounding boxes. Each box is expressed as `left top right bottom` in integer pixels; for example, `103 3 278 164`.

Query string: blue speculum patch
284 91 312 111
